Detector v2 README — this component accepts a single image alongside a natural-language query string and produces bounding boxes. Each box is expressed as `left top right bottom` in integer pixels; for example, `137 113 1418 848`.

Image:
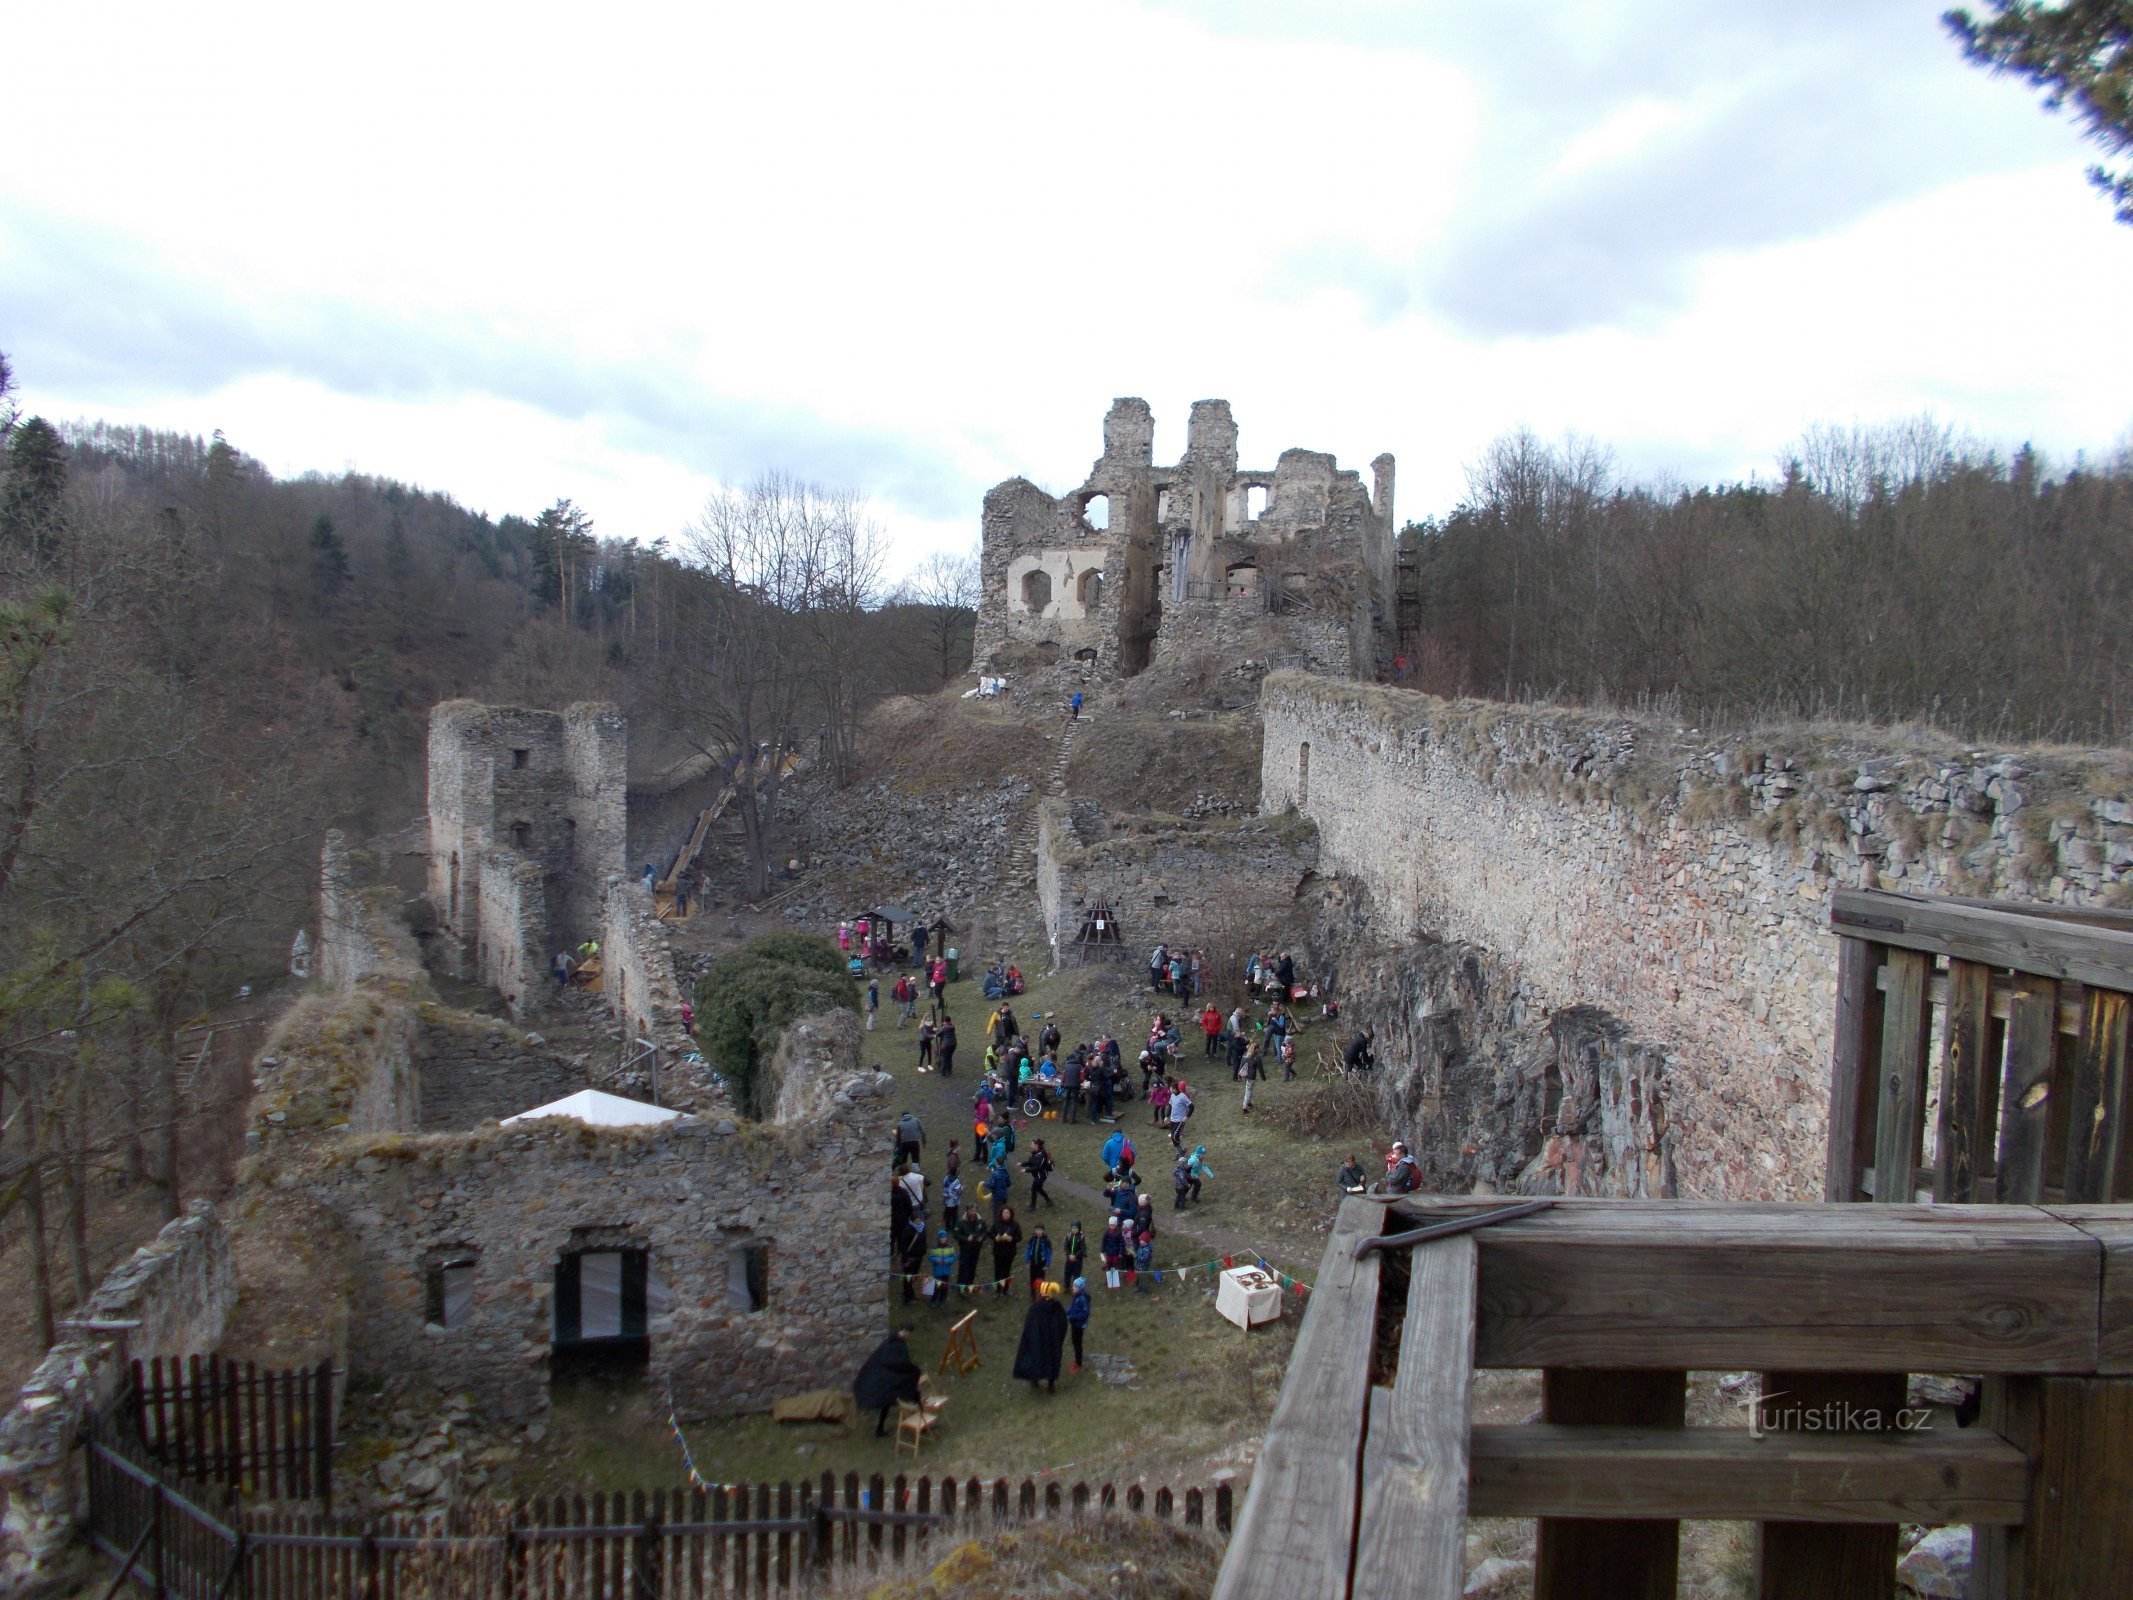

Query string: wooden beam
1534 1369 1682 1600
1469 1202 2102 1374
1873 949 1933 1205
2026 1377 2133 1598
2044 1206 2133 1376
1467 1420 2028 1525
1212 1200 1387 1600
1753 1372 1906 1600
1996 978 2061 1205
1352 1235 1476 1600
1825 937 1887 1202
1936 960 1998 1203
2063 989 2130 1203
1831 887 2133 993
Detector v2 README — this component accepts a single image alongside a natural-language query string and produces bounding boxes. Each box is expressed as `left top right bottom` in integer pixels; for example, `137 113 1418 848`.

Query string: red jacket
1199 1006 1222 1037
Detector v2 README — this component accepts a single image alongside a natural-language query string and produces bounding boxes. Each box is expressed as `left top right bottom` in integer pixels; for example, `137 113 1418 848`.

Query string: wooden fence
86 1432 1232 1598
1215 1195 2133 1600
1824 887 2133 1206
126 1356 337 1510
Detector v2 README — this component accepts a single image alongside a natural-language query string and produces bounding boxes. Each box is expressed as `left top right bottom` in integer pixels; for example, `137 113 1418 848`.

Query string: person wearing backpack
1021 1139 1056 1207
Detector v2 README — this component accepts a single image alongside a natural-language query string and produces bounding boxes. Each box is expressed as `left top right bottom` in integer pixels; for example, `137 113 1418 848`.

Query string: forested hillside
1408 420 2133 743
0 352 974 1350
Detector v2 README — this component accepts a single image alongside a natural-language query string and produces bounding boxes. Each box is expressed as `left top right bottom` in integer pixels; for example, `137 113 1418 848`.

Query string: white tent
500 1089 682 1128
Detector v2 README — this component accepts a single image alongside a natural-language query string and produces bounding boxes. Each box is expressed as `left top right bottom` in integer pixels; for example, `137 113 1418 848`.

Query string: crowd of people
865 935 1413 1428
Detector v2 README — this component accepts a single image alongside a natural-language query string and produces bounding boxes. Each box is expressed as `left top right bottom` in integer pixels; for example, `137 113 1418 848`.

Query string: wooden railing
1214 1196 2133 1600
1824 887 2133 1206
126 1356 336 1509
85 1431 1232 1599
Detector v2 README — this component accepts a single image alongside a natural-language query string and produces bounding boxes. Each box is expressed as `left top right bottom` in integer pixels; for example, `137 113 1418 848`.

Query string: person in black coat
853 1328 923 1436
990 1206 1023 1293
1011 1284 1070 1391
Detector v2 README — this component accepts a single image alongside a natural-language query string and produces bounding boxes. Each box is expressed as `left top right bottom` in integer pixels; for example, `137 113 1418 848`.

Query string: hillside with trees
1406 419 2133 743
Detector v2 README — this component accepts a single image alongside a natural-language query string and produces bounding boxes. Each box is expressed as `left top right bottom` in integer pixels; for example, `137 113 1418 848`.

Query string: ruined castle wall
1035 796 1319 962
1261 672 2133 1200
475 847 546 1021
601 880 694 1068
320 831 426 992
253 988 423 1144
416 1008 587 1130
299 1068 890 1423
0 1206 236 1588
562 704 629 943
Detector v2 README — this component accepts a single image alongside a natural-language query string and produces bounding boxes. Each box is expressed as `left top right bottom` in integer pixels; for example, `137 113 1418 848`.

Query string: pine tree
308 514 351 612
1 416 68 562
1947 1 2133 222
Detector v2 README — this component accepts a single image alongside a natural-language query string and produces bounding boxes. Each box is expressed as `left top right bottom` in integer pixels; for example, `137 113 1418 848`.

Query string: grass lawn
494 955 1376 1498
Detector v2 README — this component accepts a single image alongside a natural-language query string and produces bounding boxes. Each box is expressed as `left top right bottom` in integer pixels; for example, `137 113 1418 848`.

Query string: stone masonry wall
1036 796 1319 963
319 830 426 993
0 1205 235 1591
601 879 694 1069
1260 672 2133 1200
416 1008 588 1130
475 846 546 1021
289 1065 891 1424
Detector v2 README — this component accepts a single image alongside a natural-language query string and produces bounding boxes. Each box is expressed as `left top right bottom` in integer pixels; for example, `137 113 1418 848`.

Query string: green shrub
693 934 856 1117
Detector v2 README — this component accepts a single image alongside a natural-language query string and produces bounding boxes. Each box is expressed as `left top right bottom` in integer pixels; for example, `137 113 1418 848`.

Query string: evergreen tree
1947 1 2133 222
530 498 597 619
308 514 351 612
1 416 69 562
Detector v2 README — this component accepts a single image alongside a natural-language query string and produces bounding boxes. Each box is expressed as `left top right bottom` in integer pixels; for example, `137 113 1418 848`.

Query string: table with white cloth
1215 1265 1283 1330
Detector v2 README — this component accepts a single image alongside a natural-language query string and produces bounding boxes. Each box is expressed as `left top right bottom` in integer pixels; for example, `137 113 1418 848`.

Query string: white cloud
4 0 2128 580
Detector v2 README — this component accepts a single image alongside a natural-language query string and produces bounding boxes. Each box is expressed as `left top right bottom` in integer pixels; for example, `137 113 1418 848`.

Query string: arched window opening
1021 568 1054 613
1077 569 1103 611
1224 563 1259 603
1083 494 1111 531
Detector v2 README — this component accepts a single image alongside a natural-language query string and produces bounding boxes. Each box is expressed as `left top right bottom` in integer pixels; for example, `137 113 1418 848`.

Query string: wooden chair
894 1376 948 1457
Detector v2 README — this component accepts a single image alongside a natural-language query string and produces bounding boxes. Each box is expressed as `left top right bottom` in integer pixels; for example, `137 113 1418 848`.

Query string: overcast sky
5 1 2128 576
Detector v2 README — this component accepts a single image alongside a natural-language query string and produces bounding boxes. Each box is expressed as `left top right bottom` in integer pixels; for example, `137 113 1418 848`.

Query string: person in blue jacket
1066 1277 1092 1369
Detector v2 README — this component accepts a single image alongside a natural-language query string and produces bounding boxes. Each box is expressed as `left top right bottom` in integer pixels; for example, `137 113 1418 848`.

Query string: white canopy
500 1089 682 1128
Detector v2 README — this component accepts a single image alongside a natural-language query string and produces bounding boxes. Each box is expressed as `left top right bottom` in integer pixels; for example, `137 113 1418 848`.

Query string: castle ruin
972 398 1397 680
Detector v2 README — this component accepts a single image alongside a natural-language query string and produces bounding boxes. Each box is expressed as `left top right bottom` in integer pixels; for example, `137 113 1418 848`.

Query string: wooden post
1752 1372 1906 1598
1872 950 1934 1203
1533 1369 1684 1600
151 1483 166 1599
1825 937 1888 1201
1936 960 1997 1202
313 1360 334 1513
2023 1376 2133 1597
1996 979 2061 1204
2064 990 2129 1203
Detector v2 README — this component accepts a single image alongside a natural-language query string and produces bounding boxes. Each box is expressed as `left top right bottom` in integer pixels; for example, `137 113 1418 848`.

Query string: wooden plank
1831 887 2133 992
1534 1369 1681 1600
1351 1235 1477 1600
1972 1375 2041 1599
1872 950 1934 1206
2063 989 2130 1203
1825 938 1887 1202
1753 1372 1905 1600
1937 960 1999 1202
2027 1376 2133 1598
1468 1421 2027 1524
2044 1206 2133 1376
1465 1201 2102 1373
1997 978 2061 1204
1212 1199 1388 1600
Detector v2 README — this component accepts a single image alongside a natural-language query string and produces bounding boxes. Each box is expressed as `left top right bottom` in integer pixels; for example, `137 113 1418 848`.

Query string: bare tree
890 548 981 687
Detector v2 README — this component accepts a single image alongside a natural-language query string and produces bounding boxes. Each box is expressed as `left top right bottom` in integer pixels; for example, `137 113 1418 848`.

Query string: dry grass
860 692 1056 797
820 1515 1224 1600
1063 712 1263 817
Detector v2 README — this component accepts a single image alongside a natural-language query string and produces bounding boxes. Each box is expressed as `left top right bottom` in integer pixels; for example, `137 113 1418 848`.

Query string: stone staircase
1003 712 1085 883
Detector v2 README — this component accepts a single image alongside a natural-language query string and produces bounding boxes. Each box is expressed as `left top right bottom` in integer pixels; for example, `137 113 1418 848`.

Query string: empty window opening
1224 563 1259 602
1156 489 1174 520
426 1256 477 1329
1298 742 1311 805
448 853 460 923
728 1243 770 1312
1020 569 1054 613
1077 569 1103 610
1074 647 1098 662
1246 485 1270 521
511 820 533 850
511 748 530 769
1083 494 1110 531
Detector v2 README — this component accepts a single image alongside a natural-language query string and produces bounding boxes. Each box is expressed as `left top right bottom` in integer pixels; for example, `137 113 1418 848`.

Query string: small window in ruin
1074 648 1098 663
728 1243 770 1313
512 820 532 850
512 748 530 769
1077 569 1103 610
1246 485 1269 521
1084 494 1110 531
1298 741 1311 805
1021 568 1053 613
1156 488 1174 520
426 1256 476 1329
